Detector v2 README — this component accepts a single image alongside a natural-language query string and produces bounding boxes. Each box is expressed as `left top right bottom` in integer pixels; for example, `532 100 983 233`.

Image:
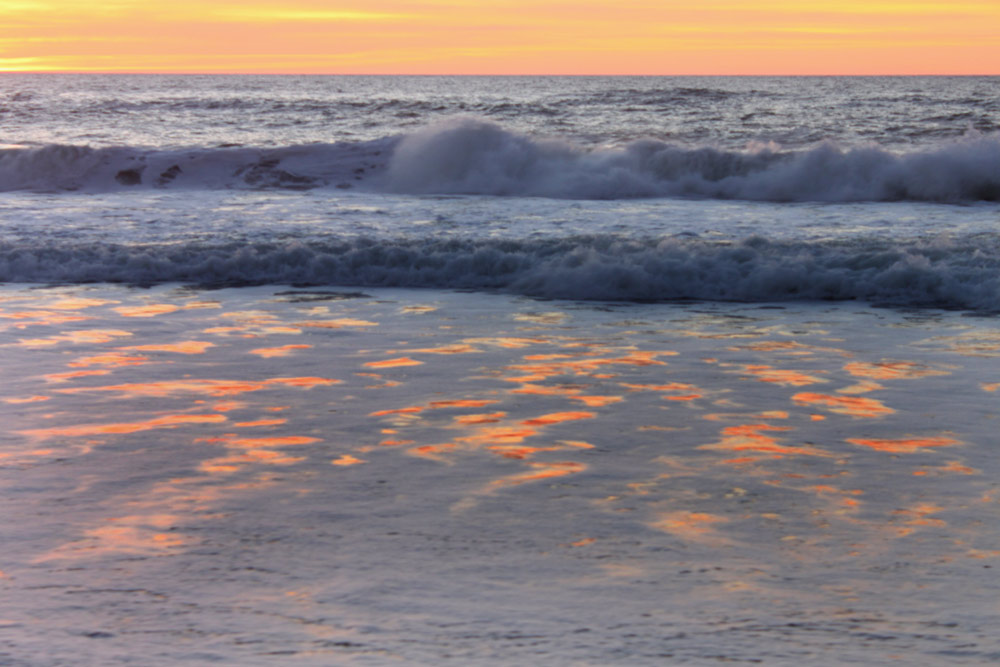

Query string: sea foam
3 235 999 310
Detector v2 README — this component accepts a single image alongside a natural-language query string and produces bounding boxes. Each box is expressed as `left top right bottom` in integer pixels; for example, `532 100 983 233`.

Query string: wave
0 140 396 192
2 119 999 202
3 235 998 310
385 119 1000 202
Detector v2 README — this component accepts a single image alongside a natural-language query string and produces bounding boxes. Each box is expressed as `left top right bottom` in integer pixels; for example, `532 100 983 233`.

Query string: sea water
2 75 1000 665
1 75 999 308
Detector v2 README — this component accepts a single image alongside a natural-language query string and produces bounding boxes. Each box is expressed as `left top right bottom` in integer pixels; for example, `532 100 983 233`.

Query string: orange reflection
837 380 885 395
506 350 675 382
16 329 133 347
114 304 181 317
792 393 894 418
332 454 366 466
409 443 457 462
892 503 947 535
732 341 850 357
5 395 50 404
521 411 596 426
844 361 950 380
369 406 424 416
650 511 730 544
570 395 623 407
463 337 548 348
740 365 825 387
44 369 112 382
621 382 698 392
364 357 423 368
700 423 831 458
429 400 498 409
249 344 313 358
0 310 90 325
982 383 999 392
58 376 339 398
403 344 480 355
211 401 246 412
454 412 507 424
296 318 378 329
200 448 305 473
489 461 586 487
121 341 214 354
68 352 149 368
847 436 961 453
46 297 114 310
560 440 596 449
456 426 538 445
234 419 288 427
487 445 561 459
21 413 226 439
509 384 583 396
703 411 789 422
227 436 320 448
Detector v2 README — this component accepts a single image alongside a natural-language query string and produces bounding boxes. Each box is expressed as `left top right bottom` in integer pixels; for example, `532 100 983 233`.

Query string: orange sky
1 0 998 74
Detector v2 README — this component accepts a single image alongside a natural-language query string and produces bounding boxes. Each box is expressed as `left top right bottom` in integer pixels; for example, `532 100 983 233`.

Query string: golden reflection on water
847 436 961 453
120 341 215 354
57 376 340 398
791 392 894 418
20 414 227 439
6 289 997 592
249 344 312 358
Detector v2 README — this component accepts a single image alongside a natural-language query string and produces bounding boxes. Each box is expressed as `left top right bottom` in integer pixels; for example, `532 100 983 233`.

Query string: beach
2 283 998 664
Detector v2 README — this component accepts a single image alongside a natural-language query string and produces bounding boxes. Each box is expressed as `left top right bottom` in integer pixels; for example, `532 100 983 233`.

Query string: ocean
1 75 999 665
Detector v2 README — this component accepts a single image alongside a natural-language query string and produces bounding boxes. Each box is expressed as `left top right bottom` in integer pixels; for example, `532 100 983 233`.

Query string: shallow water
2 285 998 665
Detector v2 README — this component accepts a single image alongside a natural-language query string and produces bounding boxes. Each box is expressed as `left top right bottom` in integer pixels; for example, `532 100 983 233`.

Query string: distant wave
3 235 999 310
2 118 999 202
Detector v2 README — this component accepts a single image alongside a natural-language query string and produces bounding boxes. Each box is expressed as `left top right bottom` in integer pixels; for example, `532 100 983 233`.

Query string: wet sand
2 285 999 665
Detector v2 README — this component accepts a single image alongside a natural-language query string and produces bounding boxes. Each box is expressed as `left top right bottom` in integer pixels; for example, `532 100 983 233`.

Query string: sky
1 0 999 74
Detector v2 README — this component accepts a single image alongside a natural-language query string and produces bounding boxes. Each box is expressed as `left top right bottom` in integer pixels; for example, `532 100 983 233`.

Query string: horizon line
2 71 998 77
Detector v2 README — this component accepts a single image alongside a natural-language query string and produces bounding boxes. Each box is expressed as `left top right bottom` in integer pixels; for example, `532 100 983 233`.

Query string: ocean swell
2 235 998 310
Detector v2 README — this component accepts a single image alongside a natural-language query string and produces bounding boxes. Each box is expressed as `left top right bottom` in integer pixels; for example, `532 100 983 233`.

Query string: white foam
3 235 998 310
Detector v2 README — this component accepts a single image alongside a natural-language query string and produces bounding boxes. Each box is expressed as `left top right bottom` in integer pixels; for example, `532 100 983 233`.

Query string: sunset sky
1 0 998 74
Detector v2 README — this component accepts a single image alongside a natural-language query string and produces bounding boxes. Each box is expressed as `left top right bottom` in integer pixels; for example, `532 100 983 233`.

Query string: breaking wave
2 119 999 202
3 234 999 310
